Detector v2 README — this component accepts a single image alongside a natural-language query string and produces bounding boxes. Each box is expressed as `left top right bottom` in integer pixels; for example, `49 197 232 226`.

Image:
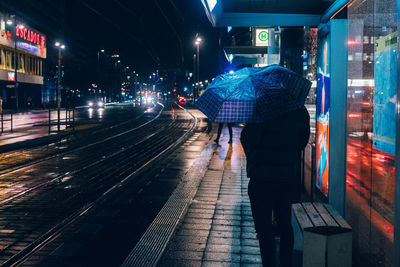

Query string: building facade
0 12 46 109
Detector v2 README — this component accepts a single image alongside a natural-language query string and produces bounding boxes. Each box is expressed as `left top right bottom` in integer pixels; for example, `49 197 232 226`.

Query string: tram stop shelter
201 0 400 266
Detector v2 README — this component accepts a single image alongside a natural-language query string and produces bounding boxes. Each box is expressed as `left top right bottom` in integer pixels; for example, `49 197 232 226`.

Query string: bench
292 202 352 267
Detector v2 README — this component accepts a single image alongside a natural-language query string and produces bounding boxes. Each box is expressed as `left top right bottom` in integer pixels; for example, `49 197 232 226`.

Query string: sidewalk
0 108 90 152
157 127 262 266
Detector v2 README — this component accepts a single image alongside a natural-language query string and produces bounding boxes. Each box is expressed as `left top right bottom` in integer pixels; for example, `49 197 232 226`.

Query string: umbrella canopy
196 65 311 123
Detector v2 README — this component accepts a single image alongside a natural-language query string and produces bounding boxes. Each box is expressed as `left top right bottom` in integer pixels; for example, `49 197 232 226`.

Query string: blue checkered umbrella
196 65 311 123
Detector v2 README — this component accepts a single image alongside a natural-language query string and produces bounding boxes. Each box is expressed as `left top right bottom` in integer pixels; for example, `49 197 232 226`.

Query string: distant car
87 99 104 108
178 97 186 105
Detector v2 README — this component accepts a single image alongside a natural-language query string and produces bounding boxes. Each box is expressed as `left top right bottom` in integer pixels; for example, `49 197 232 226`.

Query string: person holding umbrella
197 65 311 267
241 107 310 267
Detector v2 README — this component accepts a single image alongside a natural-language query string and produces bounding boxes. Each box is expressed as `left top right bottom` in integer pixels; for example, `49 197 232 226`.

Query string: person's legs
214 123 223 143
227 123 233 143
207 119 212 134
272 184 294 267
248 179 276 267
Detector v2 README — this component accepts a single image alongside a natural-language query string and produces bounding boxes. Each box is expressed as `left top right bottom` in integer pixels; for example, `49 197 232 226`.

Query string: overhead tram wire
80 0 160 66
112 0 160 64
168 0 184 22
152 0 184 66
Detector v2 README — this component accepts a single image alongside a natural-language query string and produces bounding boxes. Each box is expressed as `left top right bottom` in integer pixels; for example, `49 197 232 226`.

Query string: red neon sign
16 24 41 45
15 24 46 56
40 35 46 56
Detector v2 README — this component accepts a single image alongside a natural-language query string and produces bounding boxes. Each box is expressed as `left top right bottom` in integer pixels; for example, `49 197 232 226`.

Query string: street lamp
194 35 202 102
97 49 105 101
11 14 19 109
55 41 65 109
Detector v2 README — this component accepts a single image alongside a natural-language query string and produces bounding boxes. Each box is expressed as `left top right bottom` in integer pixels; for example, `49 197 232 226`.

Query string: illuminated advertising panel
373 32 397 155
316 35 330 197
7 72 15 81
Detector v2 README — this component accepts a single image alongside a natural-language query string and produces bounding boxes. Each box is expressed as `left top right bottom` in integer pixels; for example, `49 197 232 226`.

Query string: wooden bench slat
292 203 313 230
302 202 326 228
324 204 352 230
313 202 339 228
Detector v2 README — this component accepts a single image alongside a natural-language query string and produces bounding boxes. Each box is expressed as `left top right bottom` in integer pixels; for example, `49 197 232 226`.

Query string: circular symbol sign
258 30 269 42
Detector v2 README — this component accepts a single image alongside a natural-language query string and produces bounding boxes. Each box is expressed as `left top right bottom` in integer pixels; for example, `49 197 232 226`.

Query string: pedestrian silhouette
214 123 233 144
240 106 310 267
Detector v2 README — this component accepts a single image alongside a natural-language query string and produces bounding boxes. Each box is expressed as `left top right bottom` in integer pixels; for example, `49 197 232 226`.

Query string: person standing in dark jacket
240 106 310 267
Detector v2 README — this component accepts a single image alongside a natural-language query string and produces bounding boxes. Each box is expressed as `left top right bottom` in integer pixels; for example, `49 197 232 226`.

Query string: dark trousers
216 123 233 141
248 179 294 267
207 119 212 133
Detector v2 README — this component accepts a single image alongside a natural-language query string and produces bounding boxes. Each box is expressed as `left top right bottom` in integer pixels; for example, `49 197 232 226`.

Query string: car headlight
88 101 93 107
98 101 104 107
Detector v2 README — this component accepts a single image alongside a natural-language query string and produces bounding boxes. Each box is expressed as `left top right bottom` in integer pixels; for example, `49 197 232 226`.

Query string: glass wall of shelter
344 0 397 265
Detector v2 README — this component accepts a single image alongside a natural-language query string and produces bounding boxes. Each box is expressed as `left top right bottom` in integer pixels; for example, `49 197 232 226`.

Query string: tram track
0 104 160 176
0 104 172 207
0 104 198 266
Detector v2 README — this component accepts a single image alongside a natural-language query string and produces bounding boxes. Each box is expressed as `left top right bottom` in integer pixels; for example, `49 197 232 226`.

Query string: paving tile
242 232 258 240
188 208 215 215
207 237 240 246
168 241 207 252
174 235 208 244
211 225 240 233
241 254 263 264
242 220 255 227
242 215 255 221
241 239 260 247
241 245 261 255
189 204 216 210
213 214 241 221
209 230 240 239
181 223 212 231
203 251 240 262
205 244 240 254
241 226 256 233
178 229 210 237
186 212 214 219
212 219 241 226
183 218 212 225
163 250 204 261
214 209 241 215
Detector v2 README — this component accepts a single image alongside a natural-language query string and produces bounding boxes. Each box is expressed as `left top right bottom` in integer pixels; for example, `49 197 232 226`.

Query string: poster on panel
373 32 397 156
316 35 330 197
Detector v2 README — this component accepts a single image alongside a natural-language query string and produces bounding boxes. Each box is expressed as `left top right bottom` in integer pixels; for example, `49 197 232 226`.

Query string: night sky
1 0 226 89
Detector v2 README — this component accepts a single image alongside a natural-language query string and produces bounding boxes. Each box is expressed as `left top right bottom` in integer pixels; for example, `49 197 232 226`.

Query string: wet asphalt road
0 102 202 266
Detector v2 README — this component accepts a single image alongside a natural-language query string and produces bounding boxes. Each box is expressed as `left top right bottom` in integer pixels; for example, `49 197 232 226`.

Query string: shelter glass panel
346 0 397 266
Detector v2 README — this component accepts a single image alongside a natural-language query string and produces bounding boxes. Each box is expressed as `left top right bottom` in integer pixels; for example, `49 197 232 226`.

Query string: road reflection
346 137 395 241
